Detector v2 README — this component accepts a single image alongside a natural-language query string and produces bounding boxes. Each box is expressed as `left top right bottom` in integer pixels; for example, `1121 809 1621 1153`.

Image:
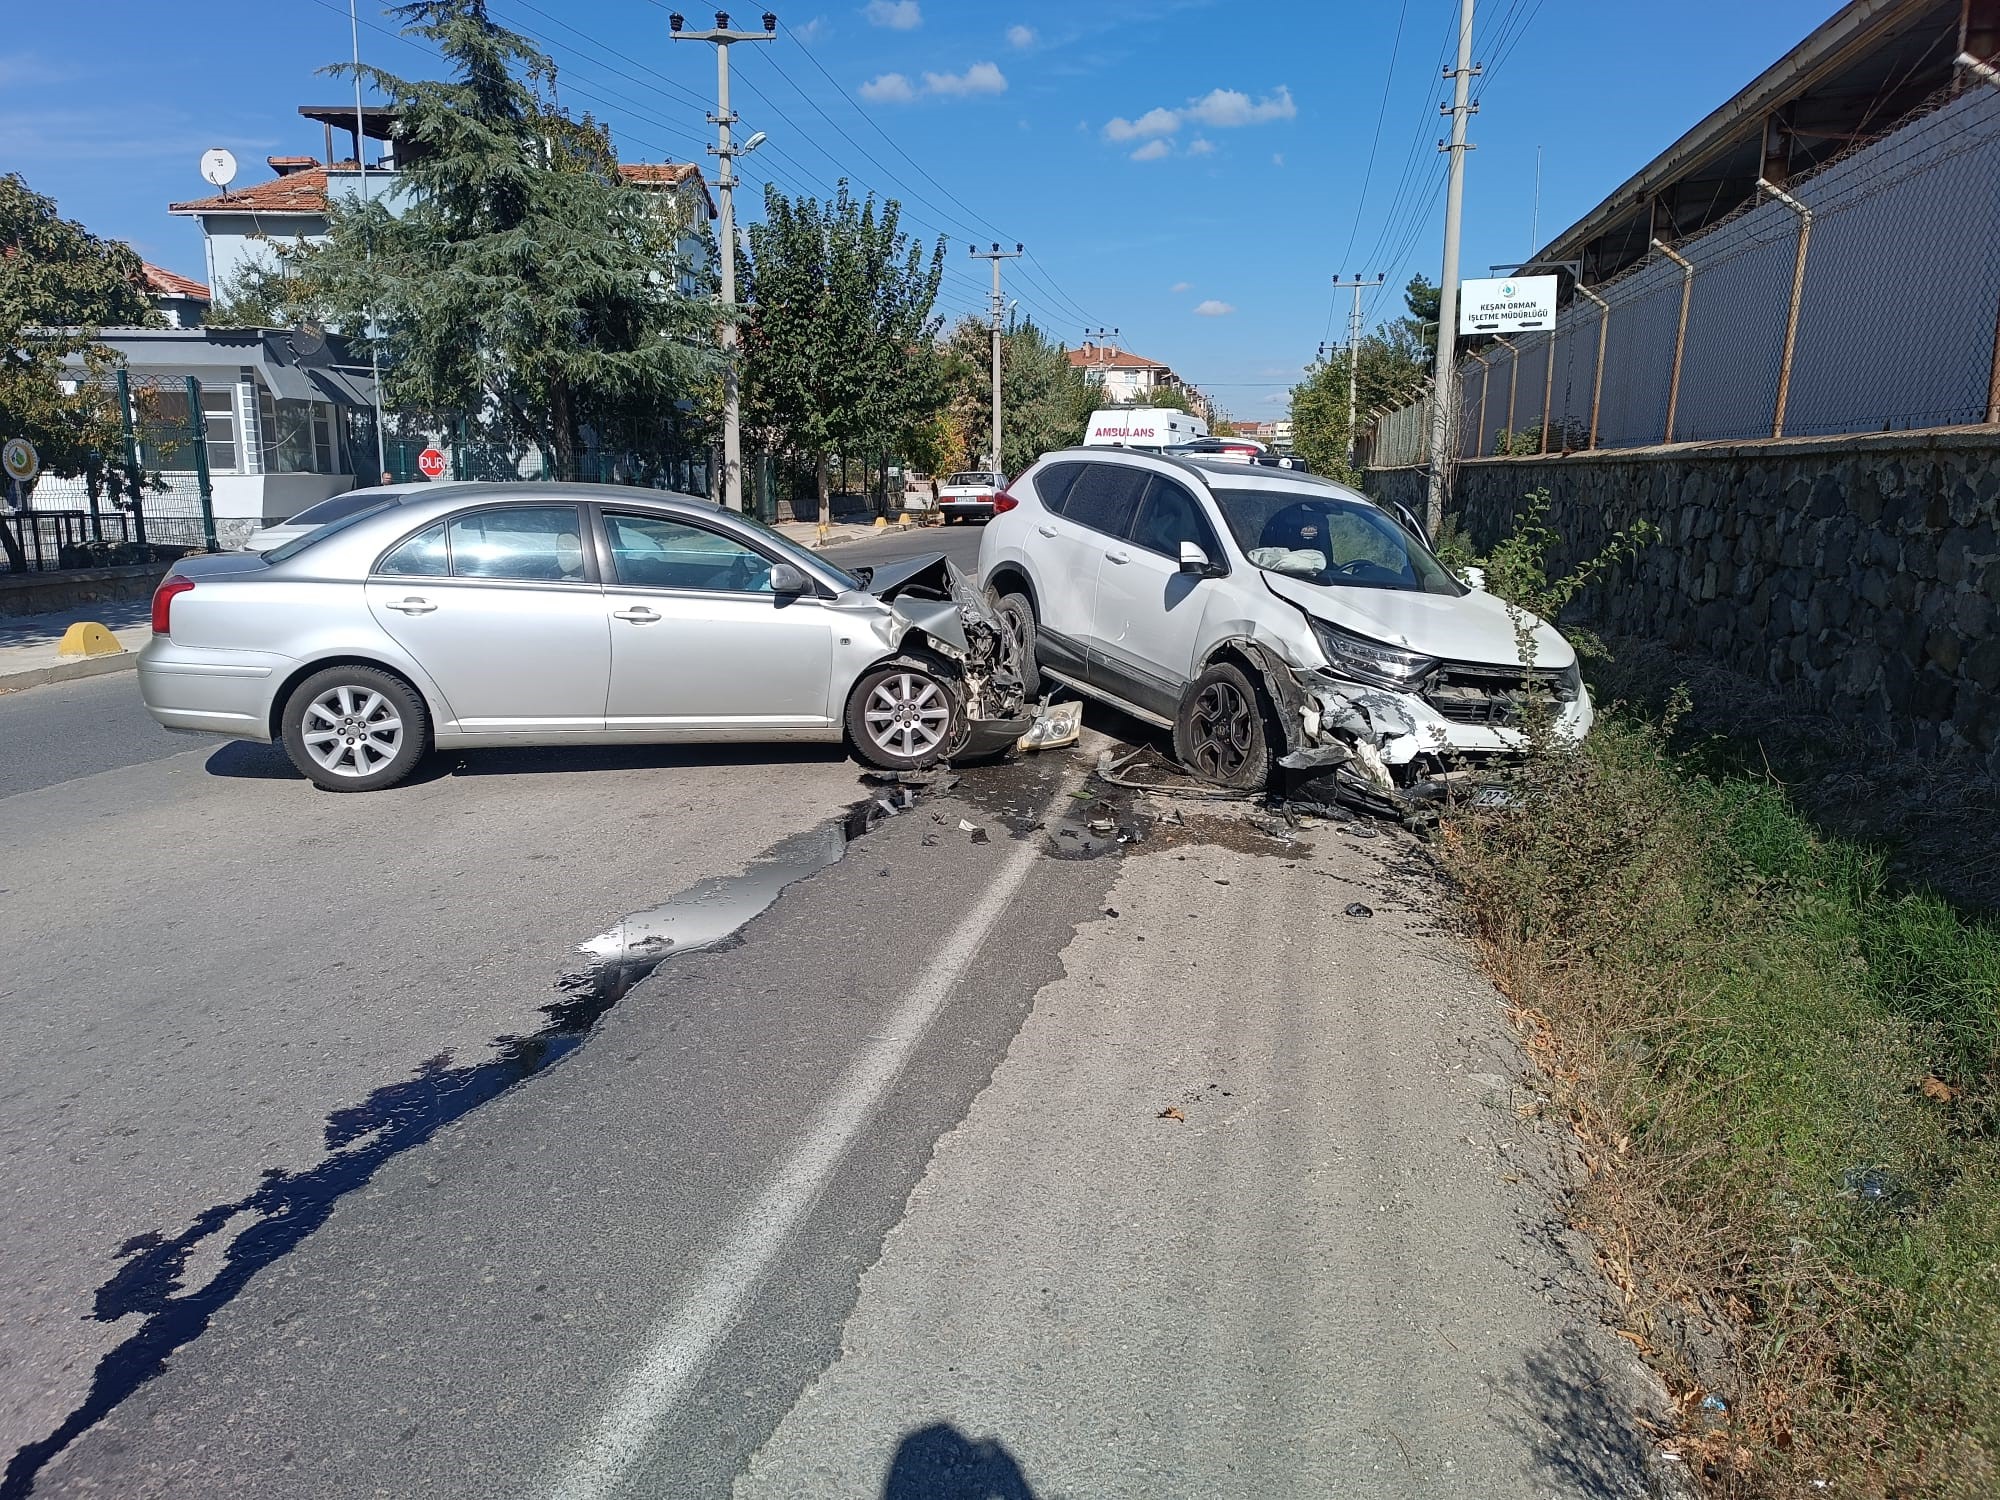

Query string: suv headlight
1309 618 1438 692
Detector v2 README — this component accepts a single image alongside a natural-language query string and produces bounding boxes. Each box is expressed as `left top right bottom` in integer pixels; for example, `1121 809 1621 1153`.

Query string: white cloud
859 72 917 103
1103 106 1180 142
1272 152 1284 167
1170 281 1192 293
1129 139 1172 162
1194 299 1235 316
1185 85 1295 128
1006 23 1036 48
1101 84 1295 145
793 16 829 43
864 0 921 28
1186 137 1215 157
923 61 1007 96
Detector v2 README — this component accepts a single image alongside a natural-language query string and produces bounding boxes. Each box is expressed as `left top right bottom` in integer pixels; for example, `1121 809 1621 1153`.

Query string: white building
62 327 378 547
1066 339 1185 404
170 106 716 309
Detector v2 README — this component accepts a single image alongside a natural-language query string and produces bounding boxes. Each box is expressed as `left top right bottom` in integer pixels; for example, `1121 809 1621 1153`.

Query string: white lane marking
546 824 1049 1500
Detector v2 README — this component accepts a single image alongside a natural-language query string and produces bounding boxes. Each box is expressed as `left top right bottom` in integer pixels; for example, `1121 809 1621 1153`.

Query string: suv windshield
1208 487 1462 596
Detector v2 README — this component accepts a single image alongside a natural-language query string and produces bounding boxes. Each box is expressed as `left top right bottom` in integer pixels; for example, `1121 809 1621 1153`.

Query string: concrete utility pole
671 11 776 512
971 243 1023 478
350 0 388 483
1332 273 1385 468
1425 0 1479 534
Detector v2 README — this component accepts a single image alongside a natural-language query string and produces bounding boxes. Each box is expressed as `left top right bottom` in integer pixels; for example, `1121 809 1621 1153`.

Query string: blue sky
5 0 1835 420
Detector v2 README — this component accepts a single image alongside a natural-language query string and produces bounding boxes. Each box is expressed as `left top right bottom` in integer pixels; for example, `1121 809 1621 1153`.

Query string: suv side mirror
769 562 811 595
1178 541 1214 576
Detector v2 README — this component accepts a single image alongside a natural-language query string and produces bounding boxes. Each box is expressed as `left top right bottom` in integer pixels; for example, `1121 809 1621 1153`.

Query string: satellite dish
200 148 238 190
290 322 329 363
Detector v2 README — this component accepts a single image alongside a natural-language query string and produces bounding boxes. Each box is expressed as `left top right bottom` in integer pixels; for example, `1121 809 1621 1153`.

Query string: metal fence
7 372 218 570
1370 76 2000 467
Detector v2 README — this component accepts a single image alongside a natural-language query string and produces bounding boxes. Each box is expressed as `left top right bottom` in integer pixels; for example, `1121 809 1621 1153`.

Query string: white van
1082 407 1210 450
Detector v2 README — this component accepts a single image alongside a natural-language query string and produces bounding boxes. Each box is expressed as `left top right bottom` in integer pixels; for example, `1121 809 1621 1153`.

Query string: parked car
935 471 1009 524
143 482 1029 791
976 448 1592 808
240 490 414 552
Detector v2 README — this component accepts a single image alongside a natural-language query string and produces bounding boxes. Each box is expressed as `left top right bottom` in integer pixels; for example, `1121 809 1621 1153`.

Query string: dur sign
1458 275 1557 335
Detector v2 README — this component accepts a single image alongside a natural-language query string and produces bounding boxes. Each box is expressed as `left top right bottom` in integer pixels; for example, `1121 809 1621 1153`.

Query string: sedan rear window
1208 487 1462 596
263 497 398 562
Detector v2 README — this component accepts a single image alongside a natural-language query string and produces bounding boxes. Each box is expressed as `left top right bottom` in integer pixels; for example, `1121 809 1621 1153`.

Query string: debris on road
1157 1107 1186 1123
1017 698 1083 752
1344 903 1375 919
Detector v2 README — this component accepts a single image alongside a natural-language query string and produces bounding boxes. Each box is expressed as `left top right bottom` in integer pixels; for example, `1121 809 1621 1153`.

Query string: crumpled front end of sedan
864 556 1033 757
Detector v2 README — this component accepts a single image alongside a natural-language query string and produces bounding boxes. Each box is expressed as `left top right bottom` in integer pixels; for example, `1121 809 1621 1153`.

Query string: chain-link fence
1370 77 2000 467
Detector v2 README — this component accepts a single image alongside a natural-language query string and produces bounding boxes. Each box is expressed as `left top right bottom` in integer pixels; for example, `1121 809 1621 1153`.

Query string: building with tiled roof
140 262 211 328
1066 339 1184 404
171 130 716 308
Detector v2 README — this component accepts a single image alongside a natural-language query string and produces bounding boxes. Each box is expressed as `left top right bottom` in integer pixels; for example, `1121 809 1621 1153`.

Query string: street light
741 130 767 153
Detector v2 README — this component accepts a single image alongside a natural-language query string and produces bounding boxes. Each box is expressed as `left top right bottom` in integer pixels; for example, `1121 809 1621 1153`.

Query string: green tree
1288 274 1441 482
941 315 1095 477
0 174 158 570
1116 382 1193 414
744 181 944 524
265 0 714 479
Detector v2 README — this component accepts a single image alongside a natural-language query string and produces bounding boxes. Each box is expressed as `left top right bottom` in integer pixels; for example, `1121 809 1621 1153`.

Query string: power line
1337 0 1412 274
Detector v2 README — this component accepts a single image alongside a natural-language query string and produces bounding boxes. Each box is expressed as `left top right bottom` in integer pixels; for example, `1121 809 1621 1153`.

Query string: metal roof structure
1533 0 1996 288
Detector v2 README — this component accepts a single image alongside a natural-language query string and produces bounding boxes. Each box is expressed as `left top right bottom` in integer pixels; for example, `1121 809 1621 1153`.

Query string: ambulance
1081 406 1210 450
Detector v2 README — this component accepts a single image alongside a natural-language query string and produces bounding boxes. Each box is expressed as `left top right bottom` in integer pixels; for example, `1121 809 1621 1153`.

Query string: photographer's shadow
882 1423 1040 1500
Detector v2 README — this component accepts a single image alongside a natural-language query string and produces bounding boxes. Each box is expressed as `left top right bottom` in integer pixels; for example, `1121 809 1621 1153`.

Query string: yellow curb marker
56 621 125 659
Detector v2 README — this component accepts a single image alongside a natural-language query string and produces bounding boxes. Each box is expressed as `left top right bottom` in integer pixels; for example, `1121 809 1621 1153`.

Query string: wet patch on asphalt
3 759 1092 1499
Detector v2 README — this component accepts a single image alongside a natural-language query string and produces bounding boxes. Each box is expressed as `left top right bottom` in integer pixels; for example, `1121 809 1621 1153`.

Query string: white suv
976 448 1593 807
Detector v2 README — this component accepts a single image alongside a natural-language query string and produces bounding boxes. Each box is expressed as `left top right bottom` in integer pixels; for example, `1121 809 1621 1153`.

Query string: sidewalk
0 599 150 693
771 516 937 550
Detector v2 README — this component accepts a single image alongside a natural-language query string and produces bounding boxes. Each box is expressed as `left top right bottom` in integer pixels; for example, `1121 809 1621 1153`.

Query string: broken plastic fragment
1344 902 1374 918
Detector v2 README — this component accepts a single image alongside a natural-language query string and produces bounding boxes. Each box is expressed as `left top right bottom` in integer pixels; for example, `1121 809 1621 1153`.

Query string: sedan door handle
612 606 661 623
1036 525 1058 538
383 597 437 614
1104 550 1130 565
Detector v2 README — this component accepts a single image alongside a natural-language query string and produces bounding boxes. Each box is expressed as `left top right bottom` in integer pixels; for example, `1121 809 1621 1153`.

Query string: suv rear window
1032 462 1086 515
1060 463 1149 538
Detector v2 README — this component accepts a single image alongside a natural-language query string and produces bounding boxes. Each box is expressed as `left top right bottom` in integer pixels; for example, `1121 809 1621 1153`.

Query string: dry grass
1440 710 2000 1498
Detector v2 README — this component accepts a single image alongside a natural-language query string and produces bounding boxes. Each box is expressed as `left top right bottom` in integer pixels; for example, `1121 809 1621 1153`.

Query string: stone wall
1365 429 2000 771
0 562 175 620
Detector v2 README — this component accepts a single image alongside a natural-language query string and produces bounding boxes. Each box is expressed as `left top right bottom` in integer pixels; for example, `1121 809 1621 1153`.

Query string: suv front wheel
1173 662 1273 790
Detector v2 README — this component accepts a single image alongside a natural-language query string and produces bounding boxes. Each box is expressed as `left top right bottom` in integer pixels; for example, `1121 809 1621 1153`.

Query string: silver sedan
139 482 1030 791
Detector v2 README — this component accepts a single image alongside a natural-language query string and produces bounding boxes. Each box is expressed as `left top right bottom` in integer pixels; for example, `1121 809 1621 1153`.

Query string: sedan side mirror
1178 541 1214 576
769 562 811 595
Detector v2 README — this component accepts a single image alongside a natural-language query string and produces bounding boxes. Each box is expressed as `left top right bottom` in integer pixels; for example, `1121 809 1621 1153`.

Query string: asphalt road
0 518 1652 1498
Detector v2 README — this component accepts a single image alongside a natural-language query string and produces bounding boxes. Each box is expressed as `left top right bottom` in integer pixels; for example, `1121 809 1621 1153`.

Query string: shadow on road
882 1423 1041 1500
1497 1326 1654 1497
203 738 849 783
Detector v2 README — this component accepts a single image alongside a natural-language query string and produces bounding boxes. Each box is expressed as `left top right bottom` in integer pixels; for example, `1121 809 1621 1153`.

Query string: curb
0 651 138 695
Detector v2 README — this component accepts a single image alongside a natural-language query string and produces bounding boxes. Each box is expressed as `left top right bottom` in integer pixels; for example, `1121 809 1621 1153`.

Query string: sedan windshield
1208 487 1462 596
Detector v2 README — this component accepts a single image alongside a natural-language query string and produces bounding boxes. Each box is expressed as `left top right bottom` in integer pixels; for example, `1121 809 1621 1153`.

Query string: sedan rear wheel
281 665 429 792
847 661 961 771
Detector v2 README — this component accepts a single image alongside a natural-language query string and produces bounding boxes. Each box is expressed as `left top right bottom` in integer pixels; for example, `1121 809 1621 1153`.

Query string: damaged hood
1260 570 1575 670
858 552 1005 660
860 552 957 601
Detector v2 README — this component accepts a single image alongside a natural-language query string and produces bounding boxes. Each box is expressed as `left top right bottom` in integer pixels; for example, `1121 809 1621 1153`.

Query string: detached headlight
1309 618 1438 692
